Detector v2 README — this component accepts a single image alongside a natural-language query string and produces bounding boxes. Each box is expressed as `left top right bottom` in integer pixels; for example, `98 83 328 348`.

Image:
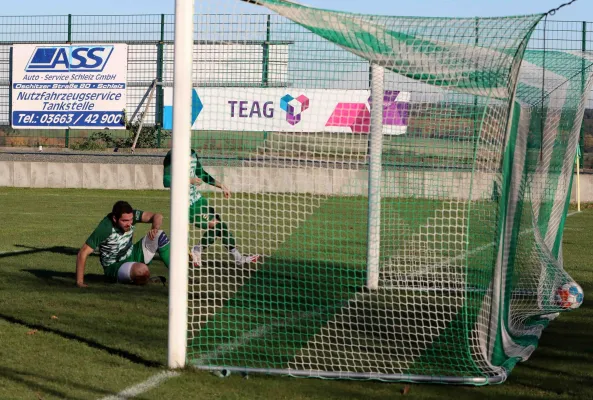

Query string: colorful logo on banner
280 94 310 125
325 90 409 133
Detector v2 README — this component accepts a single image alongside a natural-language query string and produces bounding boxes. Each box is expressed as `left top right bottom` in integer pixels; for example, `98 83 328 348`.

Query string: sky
0 0 590 20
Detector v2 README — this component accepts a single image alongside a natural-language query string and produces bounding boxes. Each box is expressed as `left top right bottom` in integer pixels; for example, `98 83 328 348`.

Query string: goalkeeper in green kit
163 149 260 267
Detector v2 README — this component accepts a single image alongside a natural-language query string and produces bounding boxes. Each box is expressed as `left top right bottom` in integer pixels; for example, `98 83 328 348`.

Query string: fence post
156 14 166 147
65 14 72 148
474 17 479 150
580 21 586 168
261 14 271 87
8 47 12 127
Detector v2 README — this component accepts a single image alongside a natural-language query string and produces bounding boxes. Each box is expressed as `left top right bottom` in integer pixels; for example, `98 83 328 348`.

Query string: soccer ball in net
555 282 584 310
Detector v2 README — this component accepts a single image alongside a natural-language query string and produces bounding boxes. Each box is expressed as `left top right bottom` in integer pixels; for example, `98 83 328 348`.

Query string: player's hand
221 184 231 199
190 177 203 186
76 281 88 288
148 228 159 240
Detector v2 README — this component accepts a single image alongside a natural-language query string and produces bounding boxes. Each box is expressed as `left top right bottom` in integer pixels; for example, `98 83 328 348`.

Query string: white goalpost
365 64 385 290
167 0 194 369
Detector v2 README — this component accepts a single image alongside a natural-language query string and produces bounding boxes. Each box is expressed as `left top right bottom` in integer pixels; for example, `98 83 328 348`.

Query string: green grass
0 319 159 399
0 187 591 399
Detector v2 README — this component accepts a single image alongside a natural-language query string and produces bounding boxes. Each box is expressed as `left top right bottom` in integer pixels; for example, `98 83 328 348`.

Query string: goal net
172 0 593 384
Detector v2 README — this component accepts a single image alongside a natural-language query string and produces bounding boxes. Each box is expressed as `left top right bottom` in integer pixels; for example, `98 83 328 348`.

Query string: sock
190 244 202 266
229 247 243 263
157 231 170 268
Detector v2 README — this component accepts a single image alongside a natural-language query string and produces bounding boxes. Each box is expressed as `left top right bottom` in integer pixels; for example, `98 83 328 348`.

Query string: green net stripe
246 0 543 97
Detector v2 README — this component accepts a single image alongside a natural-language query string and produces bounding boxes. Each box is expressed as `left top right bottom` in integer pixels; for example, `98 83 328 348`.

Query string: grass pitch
0 187 591 399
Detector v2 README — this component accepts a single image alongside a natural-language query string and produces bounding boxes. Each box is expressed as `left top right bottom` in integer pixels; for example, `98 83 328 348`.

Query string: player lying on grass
163 149 260 267
76 200 171 287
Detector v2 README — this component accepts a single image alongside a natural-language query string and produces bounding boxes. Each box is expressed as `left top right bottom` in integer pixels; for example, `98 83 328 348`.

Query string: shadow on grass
0 366 115 399
1 244 106 287
1 244 85 258
14 244 167 285
0 313 163 369
23 269 106 284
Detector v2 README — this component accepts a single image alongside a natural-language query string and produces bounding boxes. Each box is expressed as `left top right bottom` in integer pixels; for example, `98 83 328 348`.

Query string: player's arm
196 159 231 198
77 219 111 287
213 180 231 198
76 244 94 288
140 210 163 240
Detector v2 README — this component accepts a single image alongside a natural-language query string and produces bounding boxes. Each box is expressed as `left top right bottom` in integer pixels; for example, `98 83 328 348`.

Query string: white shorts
117 262 136 284
116 230 163 283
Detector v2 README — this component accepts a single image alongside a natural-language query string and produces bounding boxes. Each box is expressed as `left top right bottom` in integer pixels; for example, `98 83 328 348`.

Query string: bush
69 110 170 150
70 131 117 150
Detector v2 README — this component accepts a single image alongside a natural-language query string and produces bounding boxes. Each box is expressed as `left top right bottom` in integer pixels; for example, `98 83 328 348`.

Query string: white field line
193 325 272 366
98 371 180 400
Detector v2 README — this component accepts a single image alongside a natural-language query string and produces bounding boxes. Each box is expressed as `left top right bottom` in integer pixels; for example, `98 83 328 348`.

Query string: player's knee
131 263 150 284
157 230 169 248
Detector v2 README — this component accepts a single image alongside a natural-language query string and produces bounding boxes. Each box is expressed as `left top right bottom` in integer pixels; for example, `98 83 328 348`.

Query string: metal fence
0 15 593 168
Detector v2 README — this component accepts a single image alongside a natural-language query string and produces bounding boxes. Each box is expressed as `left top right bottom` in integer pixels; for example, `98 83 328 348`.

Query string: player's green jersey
163 149 216 205
85 209 144 268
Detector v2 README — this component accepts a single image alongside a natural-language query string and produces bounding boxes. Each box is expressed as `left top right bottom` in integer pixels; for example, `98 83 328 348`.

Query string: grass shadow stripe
0 313 163 369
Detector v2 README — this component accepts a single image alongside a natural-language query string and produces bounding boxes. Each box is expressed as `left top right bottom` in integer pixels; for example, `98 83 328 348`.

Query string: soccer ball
554 282 584 310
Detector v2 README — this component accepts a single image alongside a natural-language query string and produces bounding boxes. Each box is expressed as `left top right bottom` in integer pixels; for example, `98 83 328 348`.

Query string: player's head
110 201 134 232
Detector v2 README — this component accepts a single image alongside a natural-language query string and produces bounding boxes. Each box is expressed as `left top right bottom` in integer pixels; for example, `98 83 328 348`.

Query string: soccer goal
167 0 592 384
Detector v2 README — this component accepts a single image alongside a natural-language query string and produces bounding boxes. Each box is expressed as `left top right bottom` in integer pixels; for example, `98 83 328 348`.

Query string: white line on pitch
194 325 272 366
98 370 180 400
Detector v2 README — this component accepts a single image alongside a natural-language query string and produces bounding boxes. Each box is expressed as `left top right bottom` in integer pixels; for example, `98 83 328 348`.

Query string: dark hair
111 201 134 220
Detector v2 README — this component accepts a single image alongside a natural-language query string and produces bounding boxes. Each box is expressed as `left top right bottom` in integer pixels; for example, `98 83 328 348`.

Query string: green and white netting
184 0 593 384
